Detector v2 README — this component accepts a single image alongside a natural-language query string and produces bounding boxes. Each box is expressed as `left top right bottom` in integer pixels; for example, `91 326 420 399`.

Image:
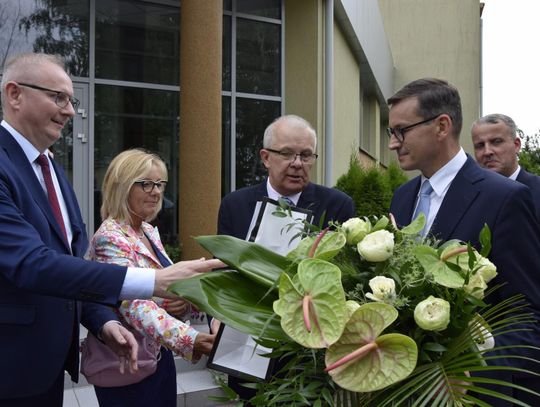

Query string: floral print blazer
86 217 198 361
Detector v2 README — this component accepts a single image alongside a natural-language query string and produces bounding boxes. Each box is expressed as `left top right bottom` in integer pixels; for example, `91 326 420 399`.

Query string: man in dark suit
218 114 355 239
471 113 540 220
387 78 540 405
216 114 355 402
0 53 221 406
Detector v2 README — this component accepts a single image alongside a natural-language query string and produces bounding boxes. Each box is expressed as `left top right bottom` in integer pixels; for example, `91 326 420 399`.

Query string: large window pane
0 0 89 76
237 0 281 19
235 98 280 188
222 96 231 195
95 0 180 85
94 85 179 243
236 18 280 96
222 16 231 91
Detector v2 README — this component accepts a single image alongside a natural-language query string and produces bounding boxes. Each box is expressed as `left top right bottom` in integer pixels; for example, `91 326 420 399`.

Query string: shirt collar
266 178 301 205
509 165 521 181
421 148 467 197
1 120 48 164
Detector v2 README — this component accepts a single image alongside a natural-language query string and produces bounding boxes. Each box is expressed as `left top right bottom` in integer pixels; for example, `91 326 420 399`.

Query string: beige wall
333 23 361 184
378 0 482 154
284 0 324 183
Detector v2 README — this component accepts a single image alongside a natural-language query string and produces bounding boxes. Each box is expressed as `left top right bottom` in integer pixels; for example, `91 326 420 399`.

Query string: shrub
335 155 408 218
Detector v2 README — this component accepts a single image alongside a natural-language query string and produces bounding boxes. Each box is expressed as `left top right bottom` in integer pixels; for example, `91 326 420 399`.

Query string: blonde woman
85 149 214 406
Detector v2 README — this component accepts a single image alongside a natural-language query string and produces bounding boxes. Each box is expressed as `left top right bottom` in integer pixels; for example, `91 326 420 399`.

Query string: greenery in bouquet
170 214 538 406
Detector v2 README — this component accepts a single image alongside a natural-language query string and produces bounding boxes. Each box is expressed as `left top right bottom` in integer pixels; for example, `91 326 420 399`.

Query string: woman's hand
192 332 216 362
162 298 191 318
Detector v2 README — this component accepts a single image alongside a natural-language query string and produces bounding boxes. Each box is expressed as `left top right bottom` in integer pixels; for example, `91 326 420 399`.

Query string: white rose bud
365 276 396 303
342 217 371 245
357 230 394 262
414 296 451 331
464 273 488 299
476 256 497 283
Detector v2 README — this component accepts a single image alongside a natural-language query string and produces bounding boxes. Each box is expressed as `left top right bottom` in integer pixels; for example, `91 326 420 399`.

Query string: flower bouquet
170 214 539 406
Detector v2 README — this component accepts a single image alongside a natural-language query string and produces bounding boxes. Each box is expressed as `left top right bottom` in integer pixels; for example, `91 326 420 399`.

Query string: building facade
0 0 482 258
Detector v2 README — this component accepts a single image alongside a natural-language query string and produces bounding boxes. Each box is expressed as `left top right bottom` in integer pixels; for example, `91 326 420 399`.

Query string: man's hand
192 332 216 363
210 318 221 335
100 321 139 374
162 298 190 318
154 258 225 298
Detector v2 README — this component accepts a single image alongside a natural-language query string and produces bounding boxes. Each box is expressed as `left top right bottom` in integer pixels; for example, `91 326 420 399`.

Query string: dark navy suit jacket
0 126 128 398
217 180 355 238
390 157 540 389
517 168 540 221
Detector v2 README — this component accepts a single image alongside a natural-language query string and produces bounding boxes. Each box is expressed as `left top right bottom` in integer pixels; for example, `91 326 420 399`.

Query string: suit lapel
0 127 70 249
430 158 483 241
391 177 421 228
118 221 163 268
297 183 320 214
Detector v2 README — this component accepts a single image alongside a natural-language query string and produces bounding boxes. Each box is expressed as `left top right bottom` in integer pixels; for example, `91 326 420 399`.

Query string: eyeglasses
134 180 167 193
386 114 442 143
266 148 318 164
16 82 80 110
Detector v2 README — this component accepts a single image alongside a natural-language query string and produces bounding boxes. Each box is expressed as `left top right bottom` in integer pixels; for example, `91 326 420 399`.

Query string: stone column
179 0 222 259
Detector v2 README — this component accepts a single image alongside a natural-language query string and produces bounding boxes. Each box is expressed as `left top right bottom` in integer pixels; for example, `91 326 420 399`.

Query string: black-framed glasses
266 148 318 164
134 180 167 193
386 114 442 143
16 82 80 110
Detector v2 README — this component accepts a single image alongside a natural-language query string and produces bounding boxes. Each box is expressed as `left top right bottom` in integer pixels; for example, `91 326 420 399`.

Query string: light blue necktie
279 196 295 207
412 180 433 236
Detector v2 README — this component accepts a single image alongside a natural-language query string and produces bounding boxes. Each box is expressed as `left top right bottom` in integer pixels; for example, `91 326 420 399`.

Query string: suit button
66 301 74 311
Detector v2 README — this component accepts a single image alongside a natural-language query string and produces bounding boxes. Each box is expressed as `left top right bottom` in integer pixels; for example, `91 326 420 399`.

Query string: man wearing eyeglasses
0 53 223 406
216 114 354 402
218 114 355 241
387 78 540 405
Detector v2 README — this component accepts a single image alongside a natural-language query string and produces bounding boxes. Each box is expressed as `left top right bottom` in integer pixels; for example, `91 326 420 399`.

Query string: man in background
471 113 540 219
216 114 355 402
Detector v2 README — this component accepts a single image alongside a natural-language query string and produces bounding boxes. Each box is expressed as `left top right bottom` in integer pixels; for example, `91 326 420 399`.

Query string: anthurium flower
342 217 371 245
357 230 394 262
365 276 396 303
414 296 450 331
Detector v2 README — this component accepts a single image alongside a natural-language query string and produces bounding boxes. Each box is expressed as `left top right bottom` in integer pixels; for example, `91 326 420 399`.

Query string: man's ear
514 136 522 154
260 149 270 169
436 114 452 140
4 82 23 110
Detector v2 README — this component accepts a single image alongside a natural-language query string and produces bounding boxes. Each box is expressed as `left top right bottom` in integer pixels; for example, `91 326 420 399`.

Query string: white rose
414 296 451 331
476 256 497 283
365 276 396 303
357 230 394 262
464 273 488 299
342 218 371 245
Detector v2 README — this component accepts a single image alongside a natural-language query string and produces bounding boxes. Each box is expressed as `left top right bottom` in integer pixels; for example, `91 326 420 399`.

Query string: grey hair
263 115 317 149
1 53 66 106
471 113 518 140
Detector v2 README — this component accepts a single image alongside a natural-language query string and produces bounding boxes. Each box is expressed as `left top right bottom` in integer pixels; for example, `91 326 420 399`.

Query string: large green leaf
325 303 418 392
195 235 293 288
169 270 287 340
414 245 465 288
273 258 347 348
287 231 347 261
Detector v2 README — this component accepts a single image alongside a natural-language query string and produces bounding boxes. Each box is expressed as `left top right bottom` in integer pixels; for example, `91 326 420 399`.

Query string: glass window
235 98 280 188
223 16 231 91
222 96 231 195
236 18 280 96
95 0 180 85
94 84 179 242
237 0 281 19
0 0 89 77
223 0 231 11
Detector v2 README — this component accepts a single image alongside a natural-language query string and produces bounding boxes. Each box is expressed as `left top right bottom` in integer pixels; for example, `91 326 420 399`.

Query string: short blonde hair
101 149 168 222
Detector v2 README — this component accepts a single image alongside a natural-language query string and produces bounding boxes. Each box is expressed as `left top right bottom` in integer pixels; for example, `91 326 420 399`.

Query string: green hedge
334 156 408 218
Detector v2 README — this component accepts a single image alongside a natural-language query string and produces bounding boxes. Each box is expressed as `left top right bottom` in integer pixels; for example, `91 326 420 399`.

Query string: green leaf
400 213 425 235
414 245 465 288
169 271 287 340
273 259 347 348
371 216 389 232
287 231 346 261
325 303 418 392
195 235 293 287
479 223 492 258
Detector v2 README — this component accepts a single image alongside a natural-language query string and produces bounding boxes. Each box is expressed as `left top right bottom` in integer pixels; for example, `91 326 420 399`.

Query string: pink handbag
81 328 160 387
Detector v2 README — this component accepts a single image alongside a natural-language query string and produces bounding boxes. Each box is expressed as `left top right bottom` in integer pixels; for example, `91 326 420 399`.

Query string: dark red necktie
36 154 68 242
